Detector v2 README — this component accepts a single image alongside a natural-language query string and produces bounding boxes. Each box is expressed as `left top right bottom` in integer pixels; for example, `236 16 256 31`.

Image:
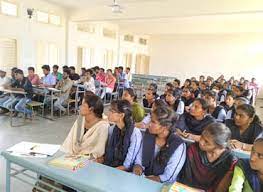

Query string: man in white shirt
0 70 11 88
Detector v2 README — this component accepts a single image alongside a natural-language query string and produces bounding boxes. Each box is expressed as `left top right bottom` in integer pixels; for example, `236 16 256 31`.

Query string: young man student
69 66 80 81
53 69 73 115
27 67 40 86
0 69 10 90
52 65 63 83
40 65 56 88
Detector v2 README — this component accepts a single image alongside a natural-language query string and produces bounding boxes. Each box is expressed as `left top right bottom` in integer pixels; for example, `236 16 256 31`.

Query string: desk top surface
2 151 163 192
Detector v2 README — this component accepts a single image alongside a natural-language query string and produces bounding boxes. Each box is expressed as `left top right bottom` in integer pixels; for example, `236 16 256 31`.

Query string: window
1 1 17 16
49 14 61 25
0 38 17 75
139 38 147 45
77 23 95 33
124 35 134 42
104 50 114 69
37 11 48 23
103 28 116 39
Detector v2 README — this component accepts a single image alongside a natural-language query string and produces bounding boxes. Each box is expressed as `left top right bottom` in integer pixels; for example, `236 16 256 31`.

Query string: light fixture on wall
27 8 34 19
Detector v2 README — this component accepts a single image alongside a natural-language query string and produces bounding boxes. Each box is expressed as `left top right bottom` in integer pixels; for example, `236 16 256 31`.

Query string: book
6 142 60 158
162 182 204 192
48 154 92 171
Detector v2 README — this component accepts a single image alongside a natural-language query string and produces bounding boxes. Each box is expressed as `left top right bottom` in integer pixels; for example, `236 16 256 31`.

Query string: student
181 79 191 89
143 88 156 108
83 69 95 93
100 69 116 99
102 100 142 171
40 65 56 88
176 98 216 142
147 83 159 99
52 65 63 83
122 88 145 123
53 69 73 114
160 82 174 100
250 77 260 106
165 88 184 115
69 66 80 81
204 90 226 122
27 67 40 86
80 67 86 78
173 79 181 90
199 75 205 83
206 78 213 90
125 67 132 87
225 104 263 151
181 87 194 112
179 123 237 191
0 69 10 88
135 99 167 130
229 133 263 192
217 82 229 104
133 106 186 183
220 91 236 114
61 94 109 157
96 68 106 83
226 97 249 120
190 80 200 98
118 66 129 88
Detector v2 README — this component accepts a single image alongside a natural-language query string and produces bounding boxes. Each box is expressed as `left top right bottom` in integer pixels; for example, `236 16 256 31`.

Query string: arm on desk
230 140 252 151
146 175 161 183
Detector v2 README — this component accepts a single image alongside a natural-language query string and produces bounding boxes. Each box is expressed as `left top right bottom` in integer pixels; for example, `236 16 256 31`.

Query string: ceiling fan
108 0 123 14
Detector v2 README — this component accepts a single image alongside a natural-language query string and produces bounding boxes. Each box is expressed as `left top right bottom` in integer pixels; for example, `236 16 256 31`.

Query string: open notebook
6 142 60 158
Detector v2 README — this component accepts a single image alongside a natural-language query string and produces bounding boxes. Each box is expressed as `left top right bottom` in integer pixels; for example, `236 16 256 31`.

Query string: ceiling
45 0 263 35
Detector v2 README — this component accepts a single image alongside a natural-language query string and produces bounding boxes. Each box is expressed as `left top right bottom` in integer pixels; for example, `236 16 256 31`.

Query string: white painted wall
149 33 263 97
0 0 67 73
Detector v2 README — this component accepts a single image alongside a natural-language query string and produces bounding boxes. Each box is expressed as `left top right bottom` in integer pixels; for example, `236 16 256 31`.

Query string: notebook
162 182 204 192
48 154 92 171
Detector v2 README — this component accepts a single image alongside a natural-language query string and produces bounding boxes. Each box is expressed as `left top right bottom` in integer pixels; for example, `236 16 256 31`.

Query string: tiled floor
0 99 262 192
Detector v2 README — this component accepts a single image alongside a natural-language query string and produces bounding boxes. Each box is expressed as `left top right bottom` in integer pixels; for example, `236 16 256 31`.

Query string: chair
27 101 45 118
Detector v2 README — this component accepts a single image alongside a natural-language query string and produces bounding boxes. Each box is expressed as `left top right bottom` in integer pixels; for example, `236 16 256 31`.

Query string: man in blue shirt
40 65 56 88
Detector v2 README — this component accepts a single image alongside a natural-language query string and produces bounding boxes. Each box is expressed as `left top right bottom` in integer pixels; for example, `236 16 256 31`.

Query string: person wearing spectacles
229 133 263 192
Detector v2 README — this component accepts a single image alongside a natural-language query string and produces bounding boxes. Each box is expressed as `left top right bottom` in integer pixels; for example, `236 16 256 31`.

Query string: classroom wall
149 33 263 97
0 0 67 73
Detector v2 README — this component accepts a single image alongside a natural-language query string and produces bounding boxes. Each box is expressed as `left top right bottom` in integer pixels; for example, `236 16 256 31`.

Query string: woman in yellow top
229 133 263 192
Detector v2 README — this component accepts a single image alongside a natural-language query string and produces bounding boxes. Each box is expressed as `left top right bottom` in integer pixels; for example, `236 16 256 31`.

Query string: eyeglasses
251 147 263 159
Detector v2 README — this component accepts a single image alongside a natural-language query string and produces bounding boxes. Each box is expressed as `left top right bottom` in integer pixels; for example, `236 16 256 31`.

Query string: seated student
160 82 174 100
147 83 159 99
40 65 56 88
191 80 200 98
132 106 186 184
53 69 73 115
206 78 214 90
27 67 40 86
100 69 116 99
52 65 63 83
101 100 142 171
83 69 95 93
179 123 237 192
176 98 216 142
118 66 129 89
181 87 194 112
226 97 249 120
199 75 205 84
80 67 86 79
135 99 167 130
220 90 236 114
241 80 253 103
181 79 191 90
165 88 184 115
61 94 109 157
122 88 145 123
69 66 80 81
229 133 263 192
173 78 181 90
217 83 229 104
143 88 156 108
204 90 227 122
225 104 263 151
96 68 106 83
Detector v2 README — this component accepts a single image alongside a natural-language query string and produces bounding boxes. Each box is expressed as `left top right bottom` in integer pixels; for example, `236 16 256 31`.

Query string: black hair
194 98 209 111
94 66 100 71
63 65 69 70
126 67 130 71
167 88 182 98
42 65 50 71
107 69 112 73
53 65 59 69
184 79 191 85
81 67 86 71
15 69 24 75
84 94 104 118
226 90 236 99
149 83 158 92
205 90 217 100
63 69 71 76
174 79 181 86
152 106 175 132
124 88 137 102
28 67 35 72
100 68 105 72
69 66 75 71
153 99 168 108
86 69 93 75
118 66 124 70
111 100 134 134
11 67 17 72
236 104 261 124
203 123 231 148
166 82 174 90
191 80 199 86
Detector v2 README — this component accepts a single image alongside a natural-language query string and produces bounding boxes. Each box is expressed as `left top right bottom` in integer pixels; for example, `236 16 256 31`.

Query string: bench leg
6 160 11 192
